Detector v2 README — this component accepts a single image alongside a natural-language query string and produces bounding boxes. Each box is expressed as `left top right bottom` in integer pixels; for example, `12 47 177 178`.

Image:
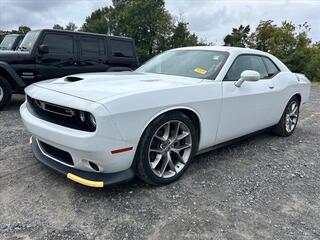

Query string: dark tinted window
263 57 279 77
80 37 105 56
42 34 73 54
225 55 268 81
110 39 134 58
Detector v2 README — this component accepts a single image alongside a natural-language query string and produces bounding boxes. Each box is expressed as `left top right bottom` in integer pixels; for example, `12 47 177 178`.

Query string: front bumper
31 136 135 187
20 99 136 173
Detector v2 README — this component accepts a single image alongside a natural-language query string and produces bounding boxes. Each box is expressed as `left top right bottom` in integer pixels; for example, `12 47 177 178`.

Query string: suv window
80 37 105 56
42 34 73 55
263 57 279 77
225 55 268 81
110 39 134 58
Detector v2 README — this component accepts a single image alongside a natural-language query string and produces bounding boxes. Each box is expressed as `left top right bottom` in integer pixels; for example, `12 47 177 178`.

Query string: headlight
89 113 96 127
79 111 86 122
78 111 96 131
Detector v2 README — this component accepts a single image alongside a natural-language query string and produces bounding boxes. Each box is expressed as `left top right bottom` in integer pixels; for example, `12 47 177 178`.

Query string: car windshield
0 35 17 50
136 50 228 79
17 31 40 52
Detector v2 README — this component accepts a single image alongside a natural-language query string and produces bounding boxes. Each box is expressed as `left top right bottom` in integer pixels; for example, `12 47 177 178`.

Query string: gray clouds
0 0 111 30
166 0 320 44
0 0 319 44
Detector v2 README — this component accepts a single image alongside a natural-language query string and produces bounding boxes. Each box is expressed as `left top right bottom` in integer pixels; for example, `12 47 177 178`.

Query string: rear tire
136 111 198 185
272 96 300 137
0 76 12 110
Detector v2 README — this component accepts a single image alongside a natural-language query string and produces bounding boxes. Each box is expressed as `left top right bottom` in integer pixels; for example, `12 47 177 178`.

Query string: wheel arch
131 106 202 173
276 92 302 124
141 106 202 146
0 62 26 91
292 93 301 105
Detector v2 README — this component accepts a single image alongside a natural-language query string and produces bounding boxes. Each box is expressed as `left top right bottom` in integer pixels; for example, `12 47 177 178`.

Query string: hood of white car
34 72 202 102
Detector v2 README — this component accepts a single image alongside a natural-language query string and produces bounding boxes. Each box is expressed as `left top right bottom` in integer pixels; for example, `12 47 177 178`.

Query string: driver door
215 54 278 144
35 33 79 81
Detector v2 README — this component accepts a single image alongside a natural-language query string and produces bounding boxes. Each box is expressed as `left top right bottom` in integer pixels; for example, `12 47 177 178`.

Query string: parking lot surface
0 85 319 240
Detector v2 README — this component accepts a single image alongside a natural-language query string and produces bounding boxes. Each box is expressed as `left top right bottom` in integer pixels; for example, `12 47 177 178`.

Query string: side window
263 57 280 77
80 37 105 57
42 34 73 55
109 39 134 58
225 55 268 81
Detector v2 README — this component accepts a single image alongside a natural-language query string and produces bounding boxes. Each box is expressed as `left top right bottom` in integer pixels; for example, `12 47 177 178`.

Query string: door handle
269 86 274 89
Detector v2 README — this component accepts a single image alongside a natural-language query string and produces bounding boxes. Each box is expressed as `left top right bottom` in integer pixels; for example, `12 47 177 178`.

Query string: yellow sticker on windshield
194 68 208 75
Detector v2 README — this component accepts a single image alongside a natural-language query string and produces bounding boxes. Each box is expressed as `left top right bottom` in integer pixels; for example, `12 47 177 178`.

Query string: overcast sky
0 0 319 44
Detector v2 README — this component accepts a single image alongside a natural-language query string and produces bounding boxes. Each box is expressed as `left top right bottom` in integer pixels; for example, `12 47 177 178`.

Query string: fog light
89 161 99 172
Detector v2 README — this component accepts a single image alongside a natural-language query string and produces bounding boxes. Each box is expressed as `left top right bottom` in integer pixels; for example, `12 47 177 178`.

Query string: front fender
0 61 25 88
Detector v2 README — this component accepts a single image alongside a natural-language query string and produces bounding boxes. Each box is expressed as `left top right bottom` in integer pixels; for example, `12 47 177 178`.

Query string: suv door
77 36 107 73
216 54 278 143
35 33 78 81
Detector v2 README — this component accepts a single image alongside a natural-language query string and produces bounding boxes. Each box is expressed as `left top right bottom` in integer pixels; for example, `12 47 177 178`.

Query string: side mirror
235 70 260 87
38 44 49 54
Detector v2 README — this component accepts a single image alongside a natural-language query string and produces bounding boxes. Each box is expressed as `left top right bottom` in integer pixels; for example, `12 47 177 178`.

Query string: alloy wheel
285 101 299 133
148 120 192 178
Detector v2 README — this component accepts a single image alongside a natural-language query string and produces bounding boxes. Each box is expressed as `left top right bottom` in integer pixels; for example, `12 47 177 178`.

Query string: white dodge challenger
20 46 310 187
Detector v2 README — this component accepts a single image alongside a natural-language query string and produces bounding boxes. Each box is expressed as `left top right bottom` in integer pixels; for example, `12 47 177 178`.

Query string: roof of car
30 29 133 41
172 46 269 56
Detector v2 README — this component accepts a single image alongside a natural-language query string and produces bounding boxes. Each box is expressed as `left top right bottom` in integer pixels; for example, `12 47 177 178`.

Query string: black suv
0 34 25 51
0 29 139 109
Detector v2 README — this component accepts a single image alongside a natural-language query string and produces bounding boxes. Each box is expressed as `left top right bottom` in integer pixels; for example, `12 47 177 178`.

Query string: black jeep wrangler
0 34 25 51
0 29 139 109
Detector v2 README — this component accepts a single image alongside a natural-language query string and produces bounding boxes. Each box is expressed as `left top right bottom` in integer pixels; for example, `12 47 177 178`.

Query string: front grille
38 140 74 166
27 96 96 132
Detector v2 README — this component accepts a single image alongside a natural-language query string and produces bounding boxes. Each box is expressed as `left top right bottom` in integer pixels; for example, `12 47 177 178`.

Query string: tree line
224 21 320 81
1 0 319 81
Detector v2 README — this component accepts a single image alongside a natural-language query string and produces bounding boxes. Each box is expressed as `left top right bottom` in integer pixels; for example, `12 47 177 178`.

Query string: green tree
224 25 250 47
53 24 64 30
114 0 173 61
81 0 204 62
65 22 77 31
248 20 276 51
225 21 319 81
18 26 31 34
171 20 201 48
305 44 320 80
81 7 115 34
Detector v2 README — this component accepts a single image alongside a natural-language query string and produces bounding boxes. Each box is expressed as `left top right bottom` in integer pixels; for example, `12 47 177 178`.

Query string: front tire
136 111 198 185
272 96 300 137
0 76 12 110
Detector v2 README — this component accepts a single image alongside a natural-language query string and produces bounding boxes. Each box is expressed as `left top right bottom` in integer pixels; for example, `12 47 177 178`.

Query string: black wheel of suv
0 76 12 110
136 111 198 185
272 96 300 137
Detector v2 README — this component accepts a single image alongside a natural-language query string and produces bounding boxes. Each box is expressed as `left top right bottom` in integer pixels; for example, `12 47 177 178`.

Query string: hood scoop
65 76 84 82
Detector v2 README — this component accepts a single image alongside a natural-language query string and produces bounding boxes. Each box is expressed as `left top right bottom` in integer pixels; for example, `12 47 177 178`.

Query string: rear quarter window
109 39 134 58
263 57 280 77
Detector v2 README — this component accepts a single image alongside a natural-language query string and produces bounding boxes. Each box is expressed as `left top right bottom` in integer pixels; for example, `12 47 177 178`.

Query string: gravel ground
0 85 319 240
